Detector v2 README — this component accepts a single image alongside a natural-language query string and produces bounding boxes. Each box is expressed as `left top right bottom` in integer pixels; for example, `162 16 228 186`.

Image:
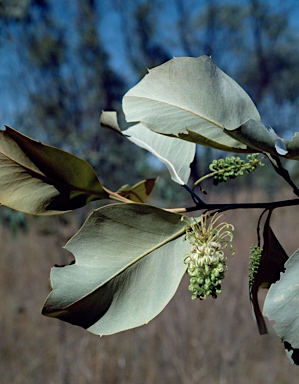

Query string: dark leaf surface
0 126 108 215
250 211 288 334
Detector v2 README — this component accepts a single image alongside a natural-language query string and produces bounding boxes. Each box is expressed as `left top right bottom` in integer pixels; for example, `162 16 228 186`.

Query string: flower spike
184 213 235 300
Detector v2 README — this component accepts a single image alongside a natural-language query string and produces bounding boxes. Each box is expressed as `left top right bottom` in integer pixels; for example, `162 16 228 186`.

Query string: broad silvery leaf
42 203 191 335
0 126 108 215
100 111 195 185
123 123 195 185
263 248 299 363
123 56 260 152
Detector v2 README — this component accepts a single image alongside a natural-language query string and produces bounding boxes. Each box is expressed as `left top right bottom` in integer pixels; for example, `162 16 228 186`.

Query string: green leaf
0 126 109 215
42 203 190 335
123 123 195 185
263 248 299 364
122 56 260 152
117 179 157 203
100 110 196 185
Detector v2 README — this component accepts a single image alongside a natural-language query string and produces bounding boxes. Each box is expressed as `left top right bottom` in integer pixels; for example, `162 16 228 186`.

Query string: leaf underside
100 111 196 185
123 123 196 185
123 56 260 152
42 203 190 335
122 56 299 160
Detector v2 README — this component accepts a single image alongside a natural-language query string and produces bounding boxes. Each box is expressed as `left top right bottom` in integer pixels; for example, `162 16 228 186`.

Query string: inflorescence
209 154 264 185
249 244 263 286
183 213 235 300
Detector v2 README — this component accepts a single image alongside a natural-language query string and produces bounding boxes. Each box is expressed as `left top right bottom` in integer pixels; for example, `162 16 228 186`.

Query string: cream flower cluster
184 213 235 300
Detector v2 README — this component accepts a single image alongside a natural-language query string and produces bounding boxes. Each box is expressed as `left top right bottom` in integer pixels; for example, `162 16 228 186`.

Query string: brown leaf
250 210 288 334
117 179 157 203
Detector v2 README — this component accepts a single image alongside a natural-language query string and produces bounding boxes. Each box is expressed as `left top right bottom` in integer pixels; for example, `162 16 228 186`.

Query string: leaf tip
275 139 288 156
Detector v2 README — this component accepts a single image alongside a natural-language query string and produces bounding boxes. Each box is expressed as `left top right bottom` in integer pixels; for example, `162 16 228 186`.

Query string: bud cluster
184 213 235 300
209 154 264 185
249 244 263 286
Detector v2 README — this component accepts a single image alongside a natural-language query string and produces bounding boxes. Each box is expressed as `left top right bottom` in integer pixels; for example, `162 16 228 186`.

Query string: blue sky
96 0 299 90
2 0 299 132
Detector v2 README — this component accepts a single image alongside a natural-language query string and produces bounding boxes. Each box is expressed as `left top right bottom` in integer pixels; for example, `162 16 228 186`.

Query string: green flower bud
249 244 263 286
208 154 264 185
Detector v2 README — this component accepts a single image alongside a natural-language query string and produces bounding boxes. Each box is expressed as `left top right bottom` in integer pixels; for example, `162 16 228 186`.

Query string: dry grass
0 190 298 384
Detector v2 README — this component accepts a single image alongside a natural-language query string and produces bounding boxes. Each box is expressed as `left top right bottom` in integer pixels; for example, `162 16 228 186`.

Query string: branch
103 186 135 203
166 198 299 214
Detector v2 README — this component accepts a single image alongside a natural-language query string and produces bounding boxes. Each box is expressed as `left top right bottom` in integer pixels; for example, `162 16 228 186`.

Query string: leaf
0 126 109 215
100 110 196 185
250 210 288 334
227 118 299 162
122 56 260 152
99 110 122 134
123 123 195 185
263 248 299 364
285 133 299 160
226 119 288 157
42 203 190 335
284 342 299 365
117 179 157 203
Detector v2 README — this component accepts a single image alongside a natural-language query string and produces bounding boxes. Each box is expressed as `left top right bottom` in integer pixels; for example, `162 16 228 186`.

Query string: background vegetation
1 0 299 382
1 191 299 384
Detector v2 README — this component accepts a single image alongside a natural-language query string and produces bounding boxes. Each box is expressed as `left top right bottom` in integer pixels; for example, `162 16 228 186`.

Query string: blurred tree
0 0 148 190
241 0 299 106
182 0 299 111
0 0 30 19
174 0 299 183
114 0 171 78
2 0 299 195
